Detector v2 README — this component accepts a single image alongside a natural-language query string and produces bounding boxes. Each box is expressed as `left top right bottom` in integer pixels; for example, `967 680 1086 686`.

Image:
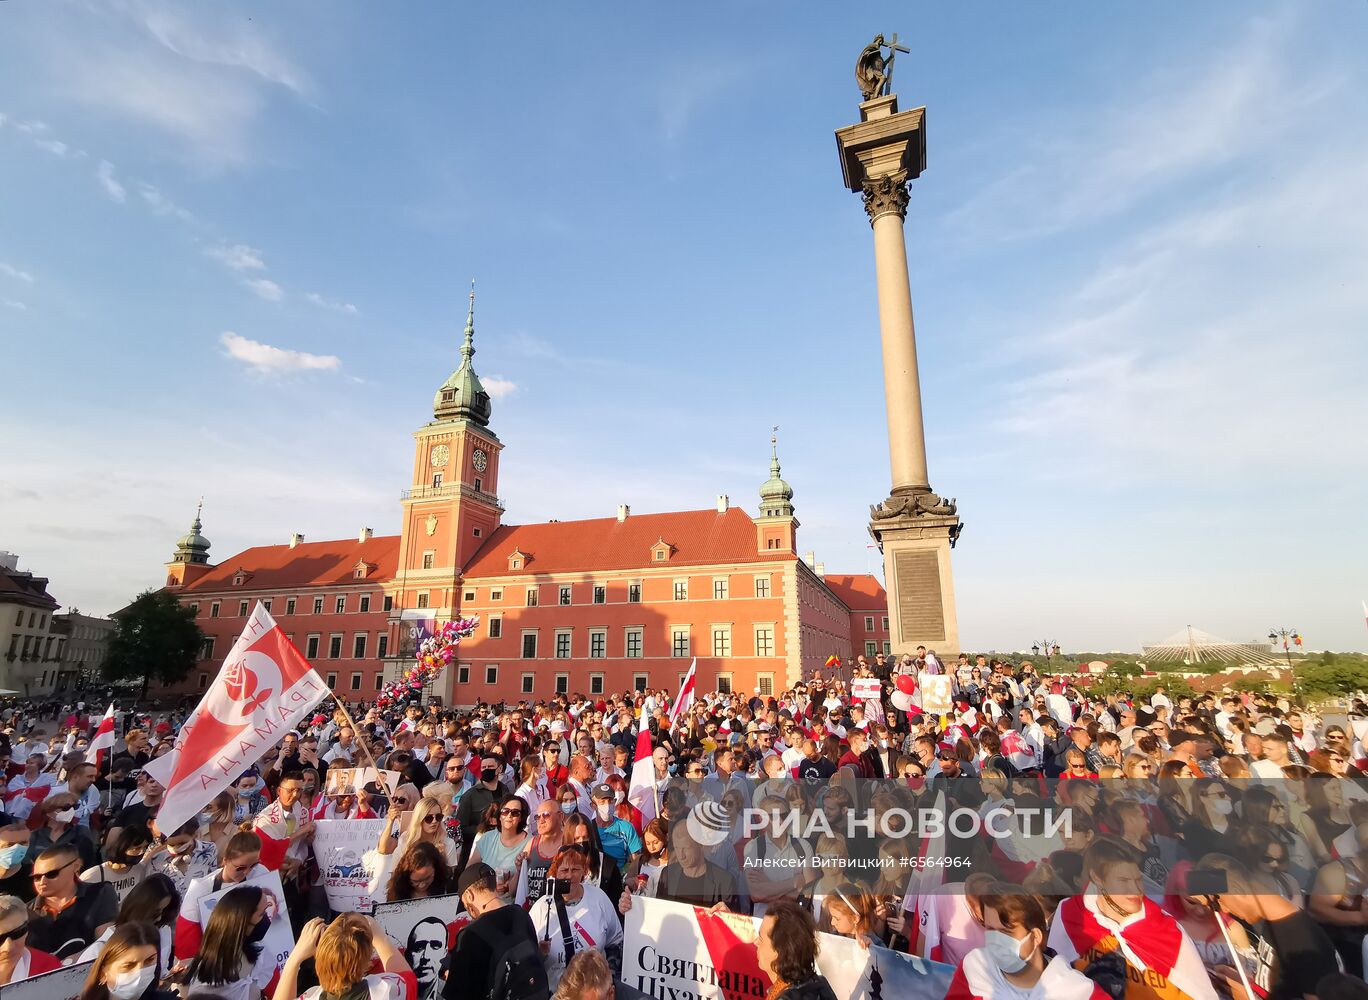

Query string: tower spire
461 279 476 363
172 499 211 565
759 427 794 518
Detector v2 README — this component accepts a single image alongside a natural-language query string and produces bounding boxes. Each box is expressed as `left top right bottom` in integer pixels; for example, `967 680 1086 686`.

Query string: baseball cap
456 862 495 896
590 783 614 800
311 714 327 726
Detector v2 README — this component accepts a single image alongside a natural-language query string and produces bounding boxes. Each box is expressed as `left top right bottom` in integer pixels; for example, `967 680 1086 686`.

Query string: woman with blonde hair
0 893 60 984
273 914 414 1000
552 948 612 1000
513 755 549 815
78 921 174 1000
368 794 457 896
202 792 239 858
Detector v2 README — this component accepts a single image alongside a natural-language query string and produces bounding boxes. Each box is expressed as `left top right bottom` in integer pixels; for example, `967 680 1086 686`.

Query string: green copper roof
758 435 794 517
433 282 492 426
173 500 211 564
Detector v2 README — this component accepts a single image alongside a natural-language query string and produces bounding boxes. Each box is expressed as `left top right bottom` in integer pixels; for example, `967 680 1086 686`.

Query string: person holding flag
667 658 697 728
86 704 116 766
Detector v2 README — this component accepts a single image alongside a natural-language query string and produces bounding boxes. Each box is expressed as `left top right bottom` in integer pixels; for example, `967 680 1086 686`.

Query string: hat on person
456 862 496 897
155 722 172 735
590 783 614 800
311 714 327 726
745 722 760 734
550 720 567 735
1253 718 1278 736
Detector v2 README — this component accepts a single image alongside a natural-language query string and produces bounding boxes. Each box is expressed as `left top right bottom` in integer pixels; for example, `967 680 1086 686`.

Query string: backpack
469 916 550 1000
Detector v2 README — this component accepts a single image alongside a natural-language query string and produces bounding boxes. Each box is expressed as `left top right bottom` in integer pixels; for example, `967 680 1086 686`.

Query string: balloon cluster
374 616 479 710
890 673 918 712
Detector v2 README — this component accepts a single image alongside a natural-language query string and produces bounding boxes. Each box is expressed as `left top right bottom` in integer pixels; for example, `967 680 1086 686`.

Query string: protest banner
919 674 954 715
315 818 386 913
0 961 94 1000
851 677 882 700
374 894 468 1000
325 767 401 797
622 896 954 1000
200 869 295 990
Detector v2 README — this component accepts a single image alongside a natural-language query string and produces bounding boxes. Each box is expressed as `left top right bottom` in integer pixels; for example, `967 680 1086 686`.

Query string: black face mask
481 767 497 783
551 877 572 898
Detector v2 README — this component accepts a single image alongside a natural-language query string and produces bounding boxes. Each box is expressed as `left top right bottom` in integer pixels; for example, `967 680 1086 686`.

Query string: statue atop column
855 32 910 102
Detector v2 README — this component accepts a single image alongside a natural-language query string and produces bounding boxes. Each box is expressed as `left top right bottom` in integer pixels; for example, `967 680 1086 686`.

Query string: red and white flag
904 790 946 962
87 703 116 765
667 658 697 728
626 727 658 825
1048 894 1218 1000
144 602 330 835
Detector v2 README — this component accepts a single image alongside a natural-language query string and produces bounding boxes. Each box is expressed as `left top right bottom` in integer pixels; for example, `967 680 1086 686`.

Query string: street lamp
1268 627 1301 672
1032 640 1058 665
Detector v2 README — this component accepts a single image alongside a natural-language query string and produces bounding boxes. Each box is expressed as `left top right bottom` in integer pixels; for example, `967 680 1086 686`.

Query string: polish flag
144 602 330 836
667 658 697 728
903 790 946 962
627 727 658 825
86 703 116 765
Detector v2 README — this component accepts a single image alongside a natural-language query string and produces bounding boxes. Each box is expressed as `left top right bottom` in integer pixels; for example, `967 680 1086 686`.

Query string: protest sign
315 818 385 913
0 961 94 1000
919 674 954 714
622 896 954 1000
200 869 295 990
851 677 882 700
374 894 468 1000
325 767 401 797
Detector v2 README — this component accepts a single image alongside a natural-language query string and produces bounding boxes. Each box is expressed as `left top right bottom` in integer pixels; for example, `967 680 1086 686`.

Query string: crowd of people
0 648 1365 1000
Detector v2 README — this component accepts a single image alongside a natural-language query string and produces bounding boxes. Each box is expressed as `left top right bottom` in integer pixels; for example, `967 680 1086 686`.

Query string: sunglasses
393 798 411 807
422 814 440 824
500 808 524 817
1262 854 1284 865
32 860 77 882
536 812 556 820
0 924 27 943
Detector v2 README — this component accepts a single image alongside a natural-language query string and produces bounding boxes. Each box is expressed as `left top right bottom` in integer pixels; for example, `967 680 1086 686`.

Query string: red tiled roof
182 535 401 593
823 573 886 611
463 507 787 577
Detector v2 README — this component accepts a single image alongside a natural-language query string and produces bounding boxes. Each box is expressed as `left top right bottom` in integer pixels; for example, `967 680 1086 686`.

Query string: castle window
286 598 296 615
377 634 389 658
313 597 324 614
592 586 606 605
238 600 249 617
416 592 429 609
754 576 770 598
559 586 572 606
628 582 641 603
422 552 435 570
359 595 370 613
488 616 503 638
336 596 346 614
474 477 483 492
432 472 443 488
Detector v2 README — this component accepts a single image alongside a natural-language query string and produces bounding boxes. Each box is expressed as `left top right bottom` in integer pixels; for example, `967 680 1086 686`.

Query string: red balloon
895 674 917 694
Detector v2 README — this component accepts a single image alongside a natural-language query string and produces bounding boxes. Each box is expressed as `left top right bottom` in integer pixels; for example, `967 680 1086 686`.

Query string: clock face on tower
429 444 449 468
472 448 488 472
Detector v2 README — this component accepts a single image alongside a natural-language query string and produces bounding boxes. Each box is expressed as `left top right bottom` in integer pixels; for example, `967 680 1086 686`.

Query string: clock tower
388 286 504 622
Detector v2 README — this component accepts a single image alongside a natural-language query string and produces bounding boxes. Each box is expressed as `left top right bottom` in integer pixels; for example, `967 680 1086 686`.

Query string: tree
105 589 204 699
1296 656 1368 699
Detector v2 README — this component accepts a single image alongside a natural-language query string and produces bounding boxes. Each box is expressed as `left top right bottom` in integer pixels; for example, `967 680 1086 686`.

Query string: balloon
890 690 914 712
895 674 917 694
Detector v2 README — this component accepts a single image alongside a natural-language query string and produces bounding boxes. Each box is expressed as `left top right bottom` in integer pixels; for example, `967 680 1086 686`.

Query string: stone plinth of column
837 92 962 657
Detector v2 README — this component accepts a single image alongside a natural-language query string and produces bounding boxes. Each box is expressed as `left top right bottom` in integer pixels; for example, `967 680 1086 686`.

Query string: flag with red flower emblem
145 602 330 835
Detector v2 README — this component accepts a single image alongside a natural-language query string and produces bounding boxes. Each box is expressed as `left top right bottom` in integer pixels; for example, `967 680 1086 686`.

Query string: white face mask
53 809 76 824
614 791 625 805
595 803 612 822
983 929 1032 973
1210 797 1234 817
108 964 156 1000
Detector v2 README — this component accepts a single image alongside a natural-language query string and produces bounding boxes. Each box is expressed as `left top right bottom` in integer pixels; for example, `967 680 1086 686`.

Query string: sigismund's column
836 38 962 657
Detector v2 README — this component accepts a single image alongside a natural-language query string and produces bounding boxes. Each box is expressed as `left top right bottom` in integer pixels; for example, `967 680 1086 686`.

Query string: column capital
861 173 910 224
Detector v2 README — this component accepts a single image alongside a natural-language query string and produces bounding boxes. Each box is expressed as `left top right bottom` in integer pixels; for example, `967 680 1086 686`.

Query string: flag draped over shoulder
145 602 330 835
904 790 947 962
1048 894 1218 1000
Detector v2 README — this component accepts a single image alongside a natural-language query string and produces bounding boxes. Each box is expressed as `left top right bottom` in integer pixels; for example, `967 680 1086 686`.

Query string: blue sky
3 2 1366 653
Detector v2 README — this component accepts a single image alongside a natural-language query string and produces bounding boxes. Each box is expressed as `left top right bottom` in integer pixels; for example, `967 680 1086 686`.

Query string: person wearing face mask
444 863 546 1000
453 757 511 869
25 792 97 869
587 784 640 871
946 886 1109 1000
77 920 175 1000
174 832 266 962
145 817 219 898
182 885 275 1000
77 874 179 970
527 845 623 991
1048 837 1219 1000
229 771 268 825
1178 778 1236 864
78 826 151 904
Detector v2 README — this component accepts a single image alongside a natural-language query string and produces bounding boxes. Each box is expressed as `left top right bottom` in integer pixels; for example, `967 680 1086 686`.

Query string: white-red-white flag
667 658 697 728
144 602 329 835
904 790 947 962
86 703 116 765
626 727 658 825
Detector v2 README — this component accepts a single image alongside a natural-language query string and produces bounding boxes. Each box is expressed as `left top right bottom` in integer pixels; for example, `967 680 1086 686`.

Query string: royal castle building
161 297 889 704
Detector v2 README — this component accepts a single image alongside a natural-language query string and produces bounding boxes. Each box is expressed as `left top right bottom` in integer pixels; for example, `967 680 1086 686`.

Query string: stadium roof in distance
1141 625 1280 665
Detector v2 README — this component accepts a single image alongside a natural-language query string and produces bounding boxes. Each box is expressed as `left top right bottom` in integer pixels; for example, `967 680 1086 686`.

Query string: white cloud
137 5 313 98
11 119 48 134
1 300 28 311
137 183 194 222
0 263 34 284
304 292 358 315
95 159 126 202
206 243 265 271
219 332 340 375
244 278 283 301
483 376 517 399
33 138 69 158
